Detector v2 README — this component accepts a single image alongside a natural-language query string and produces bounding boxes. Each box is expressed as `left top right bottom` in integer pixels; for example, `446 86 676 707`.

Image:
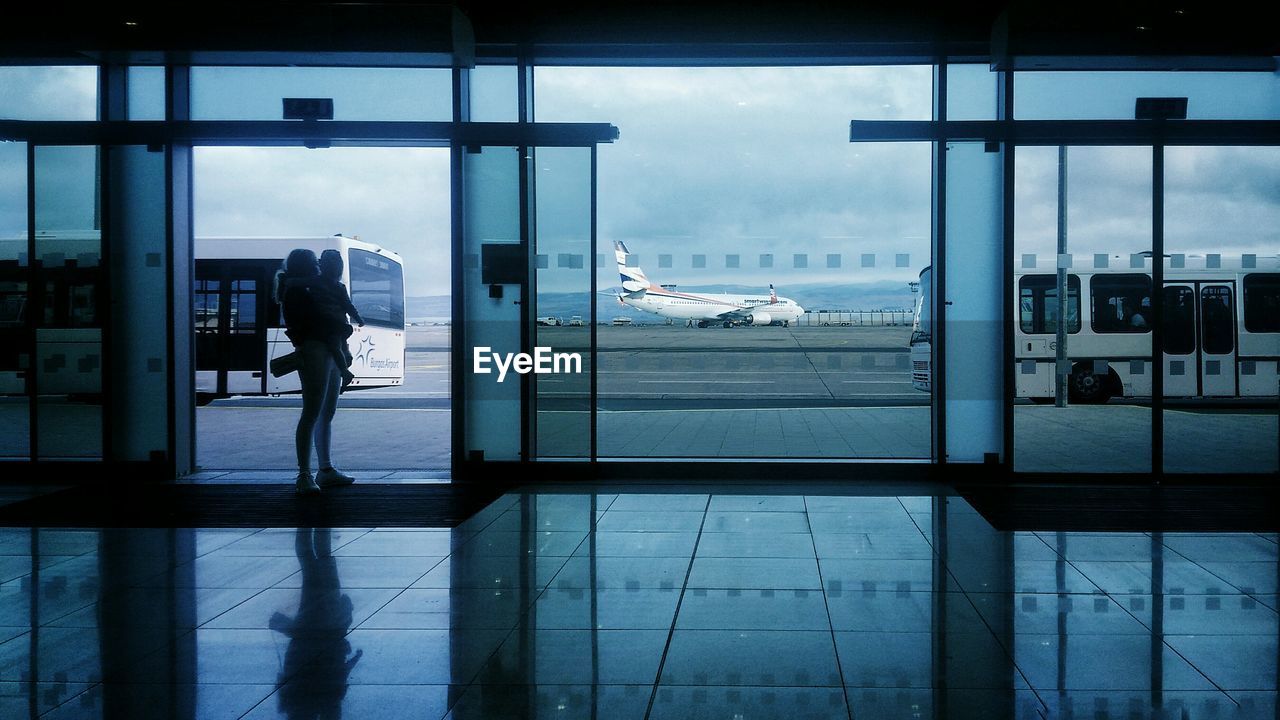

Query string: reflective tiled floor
0 491 1276 719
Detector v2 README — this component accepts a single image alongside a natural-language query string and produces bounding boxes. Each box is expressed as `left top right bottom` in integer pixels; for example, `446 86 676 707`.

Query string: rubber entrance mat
0 483 513 528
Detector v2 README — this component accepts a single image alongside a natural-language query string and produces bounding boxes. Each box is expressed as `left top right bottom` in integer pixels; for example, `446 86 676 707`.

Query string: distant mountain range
407 280 918 322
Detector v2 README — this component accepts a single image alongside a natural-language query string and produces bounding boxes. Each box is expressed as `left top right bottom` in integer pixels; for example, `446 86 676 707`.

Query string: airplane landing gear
697 320 708 328
723 320 733 328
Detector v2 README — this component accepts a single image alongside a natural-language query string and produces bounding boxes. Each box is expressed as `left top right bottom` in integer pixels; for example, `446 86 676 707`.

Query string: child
312 249 364 390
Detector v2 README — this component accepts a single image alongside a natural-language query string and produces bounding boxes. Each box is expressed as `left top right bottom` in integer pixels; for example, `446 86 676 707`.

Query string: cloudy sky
2 65 1276 298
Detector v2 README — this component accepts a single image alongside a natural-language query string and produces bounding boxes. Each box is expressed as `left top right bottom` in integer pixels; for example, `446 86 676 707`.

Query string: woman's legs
295 341 334 474
313 353 342 470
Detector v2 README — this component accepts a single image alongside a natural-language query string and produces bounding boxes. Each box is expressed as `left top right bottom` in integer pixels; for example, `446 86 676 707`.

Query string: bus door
195 261 268 396
1162 281 1237 397
1198 283 1237 397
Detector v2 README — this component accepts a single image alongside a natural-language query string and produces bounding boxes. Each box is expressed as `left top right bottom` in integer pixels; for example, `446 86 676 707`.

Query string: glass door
461 142 598 462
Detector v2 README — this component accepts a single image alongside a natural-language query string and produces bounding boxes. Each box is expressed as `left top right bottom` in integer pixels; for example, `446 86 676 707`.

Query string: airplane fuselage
623 288 805 324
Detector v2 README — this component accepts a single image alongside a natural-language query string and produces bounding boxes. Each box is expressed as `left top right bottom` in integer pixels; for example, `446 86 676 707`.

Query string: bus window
1090 274 1151 333
229 280 256 333
1243 274 1280 333
1162 286 1195 355
1201 286 1233 354
0 281 25 327
1018 274 1080 334
349 248 404 329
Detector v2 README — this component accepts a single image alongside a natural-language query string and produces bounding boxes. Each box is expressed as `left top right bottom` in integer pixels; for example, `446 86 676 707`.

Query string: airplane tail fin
769 283 777 303
614 240 650 293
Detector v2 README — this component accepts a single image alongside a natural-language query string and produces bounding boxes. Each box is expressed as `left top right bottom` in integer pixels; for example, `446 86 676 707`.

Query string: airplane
613 240 805 328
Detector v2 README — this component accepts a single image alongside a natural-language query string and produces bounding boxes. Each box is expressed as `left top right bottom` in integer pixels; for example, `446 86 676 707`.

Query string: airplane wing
714 301 775 320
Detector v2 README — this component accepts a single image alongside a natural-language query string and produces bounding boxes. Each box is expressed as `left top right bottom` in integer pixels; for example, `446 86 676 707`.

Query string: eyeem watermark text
473 347 583 382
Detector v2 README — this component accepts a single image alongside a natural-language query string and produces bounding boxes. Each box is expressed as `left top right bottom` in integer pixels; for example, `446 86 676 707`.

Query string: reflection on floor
0 491 1275 719
1015 404 1278 474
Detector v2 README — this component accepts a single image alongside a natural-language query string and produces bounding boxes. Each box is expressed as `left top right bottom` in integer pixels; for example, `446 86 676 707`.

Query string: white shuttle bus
195 235 405 402
910 255 1280 403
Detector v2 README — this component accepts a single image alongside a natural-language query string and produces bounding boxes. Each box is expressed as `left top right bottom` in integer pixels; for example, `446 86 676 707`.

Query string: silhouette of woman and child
277 248 364 494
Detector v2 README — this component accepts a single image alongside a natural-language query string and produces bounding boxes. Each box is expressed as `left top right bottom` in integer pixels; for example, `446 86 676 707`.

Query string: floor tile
827 591 985 633
446 683 649 720
358 588 532 630
707 495 807 512
1114 592 1279 635
572 532 698 558
695 532 815 559
595 511 706 532
847 688 1046 720
835 631 1014 689
660 630 842 687
1013 633 1218 691
532 587 681 629
412 555 571 591
687 557 821 590
649 686 849 720
676 588 830 630
473 628 668 685
1163 634 1277 691
339 628 511 685
702 511 810 533
967 592 1152 635
548 556 691 590
244 682 455 720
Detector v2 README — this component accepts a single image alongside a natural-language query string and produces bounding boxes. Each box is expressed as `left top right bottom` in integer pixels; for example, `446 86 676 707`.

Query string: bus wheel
1068 364 1111 404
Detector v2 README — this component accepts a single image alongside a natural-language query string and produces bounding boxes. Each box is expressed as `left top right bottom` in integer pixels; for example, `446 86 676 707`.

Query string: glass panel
946 63 998 120
126 66 166 120
107 146 169 462
0 66 98 120
537 66 932 460
469 65 519 122
0 142 28 457
464 146 522 461
945 142 1003 461
535 146 592 458
1163 146 1279 473
34 146 102 459
189 66 452 121
1014 146 1152 473
1016 71 1280 120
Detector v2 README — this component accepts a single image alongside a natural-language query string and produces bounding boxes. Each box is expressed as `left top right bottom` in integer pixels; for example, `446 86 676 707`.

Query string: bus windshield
349 248 404 329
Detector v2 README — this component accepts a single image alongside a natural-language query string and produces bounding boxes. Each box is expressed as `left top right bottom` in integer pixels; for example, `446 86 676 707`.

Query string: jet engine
746 312 772 326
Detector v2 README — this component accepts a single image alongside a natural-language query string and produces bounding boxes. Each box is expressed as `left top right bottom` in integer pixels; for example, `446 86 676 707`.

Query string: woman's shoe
296 471 321 495
316 467 356 487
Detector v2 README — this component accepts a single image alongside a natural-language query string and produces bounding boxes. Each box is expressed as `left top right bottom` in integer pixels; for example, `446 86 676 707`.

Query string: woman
278 248 357 494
